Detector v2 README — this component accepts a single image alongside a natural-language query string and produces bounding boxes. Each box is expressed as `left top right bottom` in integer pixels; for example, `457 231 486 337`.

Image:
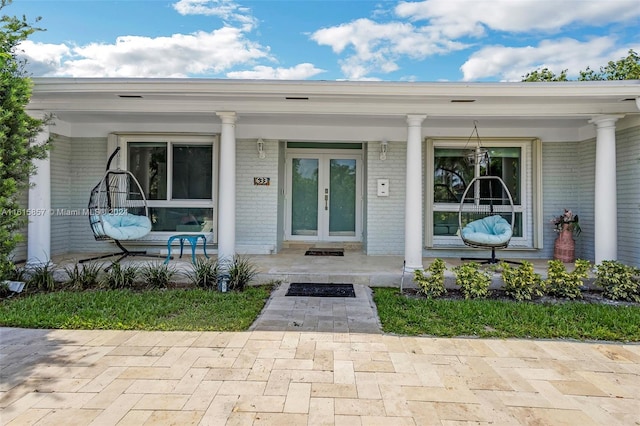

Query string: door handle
324 188 328 210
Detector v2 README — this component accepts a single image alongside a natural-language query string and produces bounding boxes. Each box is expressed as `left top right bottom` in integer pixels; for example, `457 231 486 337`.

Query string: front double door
285 152 362 242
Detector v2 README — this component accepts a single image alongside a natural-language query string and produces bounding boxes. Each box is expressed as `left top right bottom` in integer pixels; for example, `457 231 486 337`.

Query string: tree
522 67 568 82
522 49 640 81
0 0 49 279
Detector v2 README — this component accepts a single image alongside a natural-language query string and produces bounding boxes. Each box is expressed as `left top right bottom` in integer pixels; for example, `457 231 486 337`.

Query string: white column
404 114 427 270
216 112 237 263
589 115 623 263
27 118 51 266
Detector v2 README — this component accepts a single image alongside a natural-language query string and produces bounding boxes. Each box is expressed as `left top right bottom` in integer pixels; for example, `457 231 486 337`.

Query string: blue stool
165 234 210 264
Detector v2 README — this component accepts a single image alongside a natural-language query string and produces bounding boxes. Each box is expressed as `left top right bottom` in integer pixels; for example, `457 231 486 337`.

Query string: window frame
109 133 218 242
425 137 542 250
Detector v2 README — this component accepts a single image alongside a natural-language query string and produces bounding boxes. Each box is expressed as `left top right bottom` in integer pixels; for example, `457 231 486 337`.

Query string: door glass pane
329 159 356 236
172 145 212 199
128 143 167 200
291 158 318 236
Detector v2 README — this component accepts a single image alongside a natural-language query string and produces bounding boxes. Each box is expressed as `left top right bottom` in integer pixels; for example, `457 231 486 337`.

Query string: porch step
281 242 363 251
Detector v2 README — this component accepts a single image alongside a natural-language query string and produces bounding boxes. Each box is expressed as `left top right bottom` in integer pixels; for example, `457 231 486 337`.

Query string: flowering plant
551 209 581 236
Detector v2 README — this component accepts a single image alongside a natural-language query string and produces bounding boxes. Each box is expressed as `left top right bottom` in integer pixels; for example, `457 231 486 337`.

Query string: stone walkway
249 283 381 334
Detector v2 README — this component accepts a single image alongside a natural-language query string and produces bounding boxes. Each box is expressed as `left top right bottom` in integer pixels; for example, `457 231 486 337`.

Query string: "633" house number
253 177 270 186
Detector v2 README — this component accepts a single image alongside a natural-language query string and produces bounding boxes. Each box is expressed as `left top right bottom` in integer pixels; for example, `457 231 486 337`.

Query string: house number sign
253 177 270 186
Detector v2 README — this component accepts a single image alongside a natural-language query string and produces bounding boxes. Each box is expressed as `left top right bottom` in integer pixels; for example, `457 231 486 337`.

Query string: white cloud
20 28 271 78
227 63 325 79
460 37 633 81
311 18 468 80
173 0 257 31
395 0 640 34
312 0 640 80
15 41 70 76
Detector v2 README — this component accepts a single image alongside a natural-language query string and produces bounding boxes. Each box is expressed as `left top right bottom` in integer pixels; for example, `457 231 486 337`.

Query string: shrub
500 261 544 301
545 259 590 300
102 263 138 289
595 260 640 302
187 258 221 289
140 262 177 289
63 262 102 290
26 261 57 292
453 262 491 299
414 258 447 298
0 281 10 298
5 262 26 282
226 255 258 292
0 7 50 282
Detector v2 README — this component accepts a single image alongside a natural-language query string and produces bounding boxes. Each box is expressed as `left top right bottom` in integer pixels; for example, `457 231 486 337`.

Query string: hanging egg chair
80 147 155 264
458 176 520 265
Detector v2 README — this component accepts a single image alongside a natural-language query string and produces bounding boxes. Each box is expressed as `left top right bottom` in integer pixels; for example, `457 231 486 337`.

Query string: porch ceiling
28 78 640 125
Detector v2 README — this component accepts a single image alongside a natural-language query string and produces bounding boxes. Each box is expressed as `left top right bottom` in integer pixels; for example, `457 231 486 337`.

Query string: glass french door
286 153 362 241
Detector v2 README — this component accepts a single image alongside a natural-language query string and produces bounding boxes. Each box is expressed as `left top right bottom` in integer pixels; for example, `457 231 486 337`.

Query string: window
426 138 540 249
115 134 217 238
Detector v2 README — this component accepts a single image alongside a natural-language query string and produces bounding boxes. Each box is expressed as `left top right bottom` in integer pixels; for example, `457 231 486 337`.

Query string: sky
5 0 640 82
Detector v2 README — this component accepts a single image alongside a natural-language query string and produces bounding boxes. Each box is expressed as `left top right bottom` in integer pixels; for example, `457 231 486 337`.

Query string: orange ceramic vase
553 223 575 263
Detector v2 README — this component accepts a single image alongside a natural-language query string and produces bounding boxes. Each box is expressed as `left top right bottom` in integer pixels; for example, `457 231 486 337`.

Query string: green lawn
3 285 640 342
0 286 271 331
373 287 640 342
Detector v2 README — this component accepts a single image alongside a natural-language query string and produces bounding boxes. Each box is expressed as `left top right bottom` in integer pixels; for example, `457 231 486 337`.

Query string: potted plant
551 209 581 262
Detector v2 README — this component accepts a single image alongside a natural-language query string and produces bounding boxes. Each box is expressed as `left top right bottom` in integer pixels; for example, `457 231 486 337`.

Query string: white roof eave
27 78 640 121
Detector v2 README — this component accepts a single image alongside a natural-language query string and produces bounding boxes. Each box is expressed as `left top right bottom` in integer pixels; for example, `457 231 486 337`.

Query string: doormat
286 283 355 297
304 248 344 256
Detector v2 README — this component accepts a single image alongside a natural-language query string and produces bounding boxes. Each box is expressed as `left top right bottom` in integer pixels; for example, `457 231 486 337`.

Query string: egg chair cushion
461 215 512 247
92 213 152 240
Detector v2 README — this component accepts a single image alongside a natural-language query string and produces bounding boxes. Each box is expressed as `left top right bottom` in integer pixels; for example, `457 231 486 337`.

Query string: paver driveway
1 327 639 425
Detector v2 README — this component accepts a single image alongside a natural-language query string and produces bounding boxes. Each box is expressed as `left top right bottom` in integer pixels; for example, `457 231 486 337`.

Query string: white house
20 78 640 269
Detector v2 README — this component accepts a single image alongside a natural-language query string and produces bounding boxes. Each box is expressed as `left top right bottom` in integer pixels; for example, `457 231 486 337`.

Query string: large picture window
426 138 540 249
116 134 217 238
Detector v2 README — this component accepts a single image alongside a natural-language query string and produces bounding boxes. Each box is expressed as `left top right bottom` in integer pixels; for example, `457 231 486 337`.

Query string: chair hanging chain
464 120 490 171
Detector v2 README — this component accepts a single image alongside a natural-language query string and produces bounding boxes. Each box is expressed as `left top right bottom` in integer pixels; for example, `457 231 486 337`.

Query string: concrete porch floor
51 248 562 289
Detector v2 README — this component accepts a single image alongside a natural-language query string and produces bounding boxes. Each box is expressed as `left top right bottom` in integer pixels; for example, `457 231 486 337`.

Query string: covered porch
21 79 640 271
50 247 567 289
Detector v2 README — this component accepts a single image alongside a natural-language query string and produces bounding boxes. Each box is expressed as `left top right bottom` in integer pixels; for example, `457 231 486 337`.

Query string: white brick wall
365 141 408 255
541 127 640 268
577 139 596 263
235 139 279 253
616 125 640 267
542 141 584 260
69 138 110 254
50 135 72 256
